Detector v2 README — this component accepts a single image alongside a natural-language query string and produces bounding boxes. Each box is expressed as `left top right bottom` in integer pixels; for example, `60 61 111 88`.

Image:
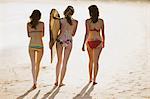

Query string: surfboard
49 9 60 63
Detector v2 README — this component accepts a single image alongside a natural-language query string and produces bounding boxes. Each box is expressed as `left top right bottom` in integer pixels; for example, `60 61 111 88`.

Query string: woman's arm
82 19 89 51
41 22 44 37
101 19 105 48
72 20 78 36
27 23 30 37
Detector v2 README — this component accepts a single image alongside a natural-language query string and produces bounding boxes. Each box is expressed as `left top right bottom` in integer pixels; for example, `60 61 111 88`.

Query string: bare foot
89 80 92 83
59 83 65 87
93 82 97 85
54 82 58 86
32 84 37 89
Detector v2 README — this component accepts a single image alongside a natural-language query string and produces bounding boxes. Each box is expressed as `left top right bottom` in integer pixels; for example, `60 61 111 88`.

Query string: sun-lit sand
0 1 150 99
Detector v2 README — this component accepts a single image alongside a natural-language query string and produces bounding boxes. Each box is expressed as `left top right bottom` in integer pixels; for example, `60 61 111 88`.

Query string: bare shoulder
39 21 44 25
86 19 90 23
72 19 78 26
99 18 104 23
72 19 78 24
85 19 91 25
27 22 31 26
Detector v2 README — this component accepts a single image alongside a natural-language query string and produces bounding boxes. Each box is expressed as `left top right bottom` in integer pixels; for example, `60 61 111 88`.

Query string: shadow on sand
48 87 60 99
41 85 60 99
73 83 94 99
32 90 40 99
16 87 35 99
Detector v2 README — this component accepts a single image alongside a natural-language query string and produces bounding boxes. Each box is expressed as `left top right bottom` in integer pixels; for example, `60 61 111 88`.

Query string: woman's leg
55 43 63 85
29 48 36 87
35 48 43 84
87 44 94 82
59 44 72 86
93 47 102 84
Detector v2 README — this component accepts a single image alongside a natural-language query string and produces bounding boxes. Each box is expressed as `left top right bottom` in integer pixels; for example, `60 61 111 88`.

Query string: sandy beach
0 1 150 99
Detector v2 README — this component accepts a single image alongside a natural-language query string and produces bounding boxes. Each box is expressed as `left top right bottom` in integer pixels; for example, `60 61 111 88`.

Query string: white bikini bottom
57 39 72 47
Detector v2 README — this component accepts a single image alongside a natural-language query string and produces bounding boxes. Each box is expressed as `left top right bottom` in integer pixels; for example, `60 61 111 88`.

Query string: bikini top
89 20 101 32
89 28 100 32
30 30 43 33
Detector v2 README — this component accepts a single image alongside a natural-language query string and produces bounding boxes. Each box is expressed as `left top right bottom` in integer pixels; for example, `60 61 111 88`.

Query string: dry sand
0 1 150 99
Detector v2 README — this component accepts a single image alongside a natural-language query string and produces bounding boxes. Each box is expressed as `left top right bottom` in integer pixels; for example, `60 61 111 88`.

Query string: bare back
27 22 44 48
58 18 78 38
86 19 104 41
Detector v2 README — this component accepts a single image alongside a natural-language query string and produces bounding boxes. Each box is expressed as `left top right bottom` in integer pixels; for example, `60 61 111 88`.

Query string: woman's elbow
72 33 75 37
27 33 30 37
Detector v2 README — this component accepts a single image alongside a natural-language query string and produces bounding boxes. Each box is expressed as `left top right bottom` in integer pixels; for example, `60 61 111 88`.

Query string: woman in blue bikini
82 5 105 85
27 9 44 89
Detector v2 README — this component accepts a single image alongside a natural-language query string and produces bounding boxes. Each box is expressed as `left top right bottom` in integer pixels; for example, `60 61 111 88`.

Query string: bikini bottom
57 39 72 47
29 45 43 49
87 40 101 49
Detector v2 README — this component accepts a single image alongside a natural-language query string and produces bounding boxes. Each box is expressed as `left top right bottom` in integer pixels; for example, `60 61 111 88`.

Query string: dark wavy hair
64 6 74 25
88 5 99 23
30 9 41 29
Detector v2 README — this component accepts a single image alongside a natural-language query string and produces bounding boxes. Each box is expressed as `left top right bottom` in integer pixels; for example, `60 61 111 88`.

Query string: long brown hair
88 5 99 23
64 6 74 25
30 9 41 29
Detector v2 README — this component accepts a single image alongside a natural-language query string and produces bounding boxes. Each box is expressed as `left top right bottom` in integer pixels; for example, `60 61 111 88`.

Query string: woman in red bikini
82 5 105 85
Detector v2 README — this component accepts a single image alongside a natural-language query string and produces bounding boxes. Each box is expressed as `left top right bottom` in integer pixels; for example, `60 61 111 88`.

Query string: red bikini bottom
87 40 101 49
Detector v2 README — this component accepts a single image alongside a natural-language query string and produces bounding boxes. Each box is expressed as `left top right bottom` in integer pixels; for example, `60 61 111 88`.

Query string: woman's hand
82 44 85 51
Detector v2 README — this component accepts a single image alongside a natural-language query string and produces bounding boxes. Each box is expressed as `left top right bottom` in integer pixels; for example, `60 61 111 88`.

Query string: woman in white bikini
82 5 105 85
52 6 78 87
27 10 44 89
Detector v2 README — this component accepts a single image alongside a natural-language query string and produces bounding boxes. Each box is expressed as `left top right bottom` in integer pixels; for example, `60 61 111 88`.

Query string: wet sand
0 1 150 99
